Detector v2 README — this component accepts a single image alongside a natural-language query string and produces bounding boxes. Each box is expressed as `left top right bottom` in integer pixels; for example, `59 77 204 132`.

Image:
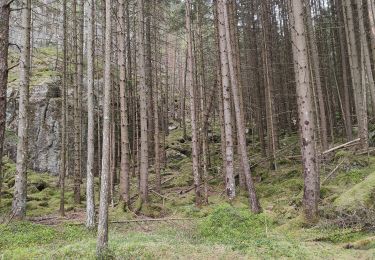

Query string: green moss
334 171 375 210
0 222 58 249
199 203 274 242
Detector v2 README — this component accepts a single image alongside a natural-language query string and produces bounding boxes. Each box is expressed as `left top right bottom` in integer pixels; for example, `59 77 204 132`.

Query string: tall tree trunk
343 0 368 149
137 0 149 205
213 0 227 182
223 0 260 213
186 0 202 205
367 0 375 71
145 0 154 160
357 0 375 115
59 0 67 217
0 0 10 204
118 0 131 208
12 0 31 219
86 0 95 229
197 0 209 203
305 1 328 151
289 0 319 222
261 0 277 169
72 0 81 205
335 0 353 141
217 0 235 200
97 0 112 253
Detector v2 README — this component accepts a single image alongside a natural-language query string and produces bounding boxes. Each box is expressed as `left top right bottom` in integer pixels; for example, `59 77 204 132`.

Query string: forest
0 0 374 258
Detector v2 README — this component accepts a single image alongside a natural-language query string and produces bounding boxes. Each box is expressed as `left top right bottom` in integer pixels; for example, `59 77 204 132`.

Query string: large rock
5 78 62 175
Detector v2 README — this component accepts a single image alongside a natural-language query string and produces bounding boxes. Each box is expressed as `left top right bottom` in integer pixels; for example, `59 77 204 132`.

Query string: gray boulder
5 78 62 175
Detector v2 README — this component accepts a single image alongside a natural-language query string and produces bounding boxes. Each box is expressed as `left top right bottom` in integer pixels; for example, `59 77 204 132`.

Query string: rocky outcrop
5 78 62 175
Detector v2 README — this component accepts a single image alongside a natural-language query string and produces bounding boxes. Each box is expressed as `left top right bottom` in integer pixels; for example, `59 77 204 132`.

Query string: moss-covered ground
0 123 375 258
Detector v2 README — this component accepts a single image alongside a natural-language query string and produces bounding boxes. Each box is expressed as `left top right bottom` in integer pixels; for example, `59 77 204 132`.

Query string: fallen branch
356 147 375 155
129 175 175 203
110 217 194 224
151 190 172 201
321 159 345 186
179 176 215 194
321 138 360 156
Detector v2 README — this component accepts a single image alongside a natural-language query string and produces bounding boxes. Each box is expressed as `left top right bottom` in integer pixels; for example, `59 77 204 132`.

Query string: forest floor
0 124 375 259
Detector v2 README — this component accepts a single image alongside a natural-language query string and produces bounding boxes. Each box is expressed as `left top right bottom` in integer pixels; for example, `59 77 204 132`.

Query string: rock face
5 79 62 175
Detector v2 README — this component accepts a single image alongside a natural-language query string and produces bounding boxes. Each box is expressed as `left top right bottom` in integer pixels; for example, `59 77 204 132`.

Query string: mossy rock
334 171 375 210
33 180 48 191
7 178 15 188
27 195 43 202
26 201 39 210
0 190 13 199
27 185 40 194
140 203 169 218
38 201 49 207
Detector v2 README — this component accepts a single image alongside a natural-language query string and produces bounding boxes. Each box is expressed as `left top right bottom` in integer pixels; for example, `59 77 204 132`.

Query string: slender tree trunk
261 0 277 169
223 0 260 213
357 0 375 115
343 0 368 149
118 0 131 209
86 0 95 229
197 0 209 203
0 0 10 204
367 0 375 71
305 1 328 151
186 0 202 205
72 0 81 205
97 0 112 253
137 0 149 205
289 0 319 222
213 1 227 183
59 0 67 217
12 0 31 219
335 0 353 141
145 0 154 160
217 0 235 200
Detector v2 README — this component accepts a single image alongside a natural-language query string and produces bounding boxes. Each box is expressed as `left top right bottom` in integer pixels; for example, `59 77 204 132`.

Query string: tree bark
59 0 67 217
137 0 149 205
118 0 131 208
289 0 319 222
0 0 10 204
97 0 112 253
343 0 368 149
305 1 328 151
86 0 95 229
217 0 235 200
12 0 31 220
186 0 202 205
223 0 260 213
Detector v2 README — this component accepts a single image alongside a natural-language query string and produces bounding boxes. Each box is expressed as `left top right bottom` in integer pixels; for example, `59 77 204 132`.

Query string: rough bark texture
86 0 95 229
289 0 319 222
343 0 368 149
59 0 67 217
223 0 260 213
217 0 235 200
0 0 10 203
12 0 31 220
137 0 149 205
186 0 202 205
261 0 277 168
97 0 111 254
305 2 328 151
118 0 130 207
